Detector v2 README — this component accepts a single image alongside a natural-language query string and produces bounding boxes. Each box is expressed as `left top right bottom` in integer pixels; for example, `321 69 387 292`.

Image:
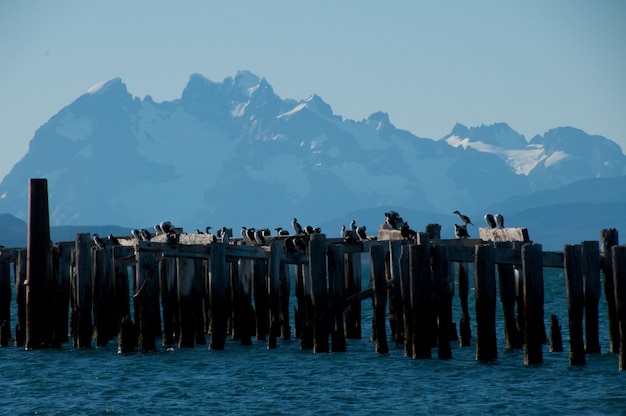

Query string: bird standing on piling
356 225 367 241
454 224 470 239
131 229 141 240
292 218 304 235
341 225 358 243
495 213 504 228
93 233 105 250
453 210 474 226
140 229 152 241
484 214 497 228
275 227 290 236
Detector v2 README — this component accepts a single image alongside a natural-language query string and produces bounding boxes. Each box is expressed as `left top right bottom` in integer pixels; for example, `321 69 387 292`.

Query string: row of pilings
2 179 626 370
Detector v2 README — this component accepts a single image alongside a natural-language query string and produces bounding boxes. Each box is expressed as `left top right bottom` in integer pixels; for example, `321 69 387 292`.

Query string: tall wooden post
432 244 453 359
236 258 254 345
328 244 346 352
52 242 72 346
457 261 471 347
344 252 362 339
388 240 404 345
600 228 619 353
279 262 291 340
371 243 388 354
496 241 522 349
177 257 197 348
209 243 228 350
93 246 116 346
564 244 586 365
581 240 601 354
309 233 329 353
136 249 160 352
410 243 431 359
74 233 93 349
267 240 282 349
160 257 177 346
25 178 53 349
611 245 626 370
474 243 497 362
522 243 544 365
14 249 27 347
399 244 413 357
253 260 269 341
0 250 11 346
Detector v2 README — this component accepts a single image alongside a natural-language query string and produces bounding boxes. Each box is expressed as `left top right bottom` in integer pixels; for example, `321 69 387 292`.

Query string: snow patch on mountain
87 78 122 95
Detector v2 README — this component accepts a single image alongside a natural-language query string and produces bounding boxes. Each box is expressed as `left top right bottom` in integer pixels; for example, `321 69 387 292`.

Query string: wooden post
424 223 441 240
388 240 404 345
136 249 160 352
193 258 206 345
564 244 586 365
113 246 133 334
457 261 471 347
522 243 544 365
74 233 93 349
52 242 72 346
253 259 269 340
236 258 254 345
14 249 27 347
177 257 196 348
279 262 291 340
209 242 229 350
26 178 53 349
160 257 177 346
549 313 563 352
581 240 601 354
600 228 619 353
409 243 431 359
399 244 413 357
474 243 497 362
432 244 453 359
267 240 282 349
298 263 314 349
371 243 388 354
495 241 522 349
612 245 626 370
328 244 346 352
92 246 116 346
344 252 362 339
309 233 329 353
0 250 11 346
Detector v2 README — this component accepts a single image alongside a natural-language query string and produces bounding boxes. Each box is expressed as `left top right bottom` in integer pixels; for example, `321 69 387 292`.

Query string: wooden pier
1 179 626 371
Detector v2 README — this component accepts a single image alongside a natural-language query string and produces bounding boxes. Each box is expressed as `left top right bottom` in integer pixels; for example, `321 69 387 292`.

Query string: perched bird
108 234 120 246
221 230 230 244
205 226 212 234
350 219 357 232
140 229 152 241
453 210 474 226
356 225 367 241
275 227 290 236
400 223 416 240
454 224 470 239
384 211 401 230
130 229 141 240
293 236 307 252
154 224 163 235
341 225 358 243
495 213 504 228
241 227 255 243
284 237 297 252
195 229 203 234
93 233 105 250
305 225 315 235
160 221 173 234
254 228 268 245
292 218 304 235
484 214 497 229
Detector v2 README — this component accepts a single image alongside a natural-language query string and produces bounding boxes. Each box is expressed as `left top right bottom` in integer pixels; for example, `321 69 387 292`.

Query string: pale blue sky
1 0 625 179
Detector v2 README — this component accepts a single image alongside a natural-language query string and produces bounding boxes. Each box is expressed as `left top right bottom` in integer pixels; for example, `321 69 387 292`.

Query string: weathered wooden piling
194 259 207 345
135 249 160 352
177 257 198 348
74 233 93 348
93 246 117 346
371 243 388 354
279 261 291 340
344 251 362 339
496 241 522 349
235 258 254 345
474 243 497 362
564 244 586 365
612 245 626 370
600 228 619 353
457 261 471 347
208 242 229 350
14 249 26 346
328 244 346 352
388 240 404 345
522 243 544 365
267 240 282 349
52 242 72 345
550 313 563 352
0 250 11 346
409 242 432 359
581 240 601 354
432 244 453 359
159 257 177 346
399 244 413 357
25 178 54 349
113 245 133 334
309 233 329 353
253 259 270 341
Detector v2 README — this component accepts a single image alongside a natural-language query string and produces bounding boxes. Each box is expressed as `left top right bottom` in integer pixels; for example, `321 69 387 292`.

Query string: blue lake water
1 266 625 415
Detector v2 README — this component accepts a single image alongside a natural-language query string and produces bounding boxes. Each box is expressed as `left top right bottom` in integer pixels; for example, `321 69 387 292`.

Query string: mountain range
1 70 625 250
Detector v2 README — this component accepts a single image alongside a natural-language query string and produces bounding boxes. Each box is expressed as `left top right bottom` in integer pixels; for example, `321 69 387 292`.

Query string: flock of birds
452 210 505 239
91 211 506 250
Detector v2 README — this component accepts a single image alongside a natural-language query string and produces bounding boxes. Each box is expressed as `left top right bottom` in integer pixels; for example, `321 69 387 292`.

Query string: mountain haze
1 71 625 249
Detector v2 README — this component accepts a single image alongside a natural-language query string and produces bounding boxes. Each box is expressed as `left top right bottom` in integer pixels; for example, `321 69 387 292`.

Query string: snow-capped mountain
0 71 624 238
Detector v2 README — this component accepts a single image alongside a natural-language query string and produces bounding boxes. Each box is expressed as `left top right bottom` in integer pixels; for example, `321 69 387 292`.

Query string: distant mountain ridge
0 70 624 249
